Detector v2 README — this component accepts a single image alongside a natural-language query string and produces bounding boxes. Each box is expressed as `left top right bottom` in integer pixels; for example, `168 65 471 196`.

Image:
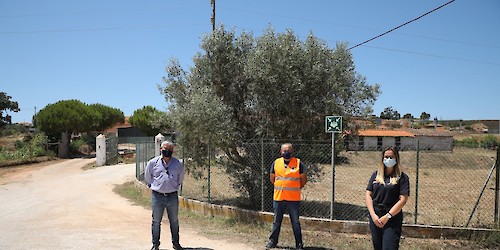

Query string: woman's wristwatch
386 212 393 219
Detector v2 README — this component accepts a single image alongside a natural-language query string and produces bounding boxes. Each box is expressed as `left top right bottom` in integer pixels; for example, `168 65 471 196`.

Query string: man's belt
153 190 178 196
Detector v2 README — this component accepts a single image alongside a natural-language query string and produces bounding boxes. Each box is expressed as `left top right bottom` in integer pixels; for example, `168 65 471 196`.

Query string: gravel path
0 158 257 250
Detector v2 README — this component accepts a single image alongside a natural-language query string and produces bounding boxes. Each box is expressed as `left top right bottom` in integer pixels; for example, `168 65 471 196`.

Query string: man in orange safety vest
266 143 307 250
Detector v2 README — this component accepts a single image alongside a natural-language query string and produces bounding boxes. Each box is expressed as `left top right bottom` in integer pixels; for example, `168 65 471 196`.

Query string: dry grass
0 134 23 150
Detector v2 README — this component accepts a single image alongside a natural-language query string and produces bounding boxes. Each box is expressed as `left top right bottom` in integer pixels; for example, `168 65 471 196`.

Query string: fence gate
135 141 155 181
105 135 119 165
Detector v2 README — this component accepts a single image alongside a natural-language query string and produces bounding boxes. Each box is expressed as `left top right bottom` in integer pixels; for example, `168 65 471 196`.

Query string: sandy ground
0 158 257 250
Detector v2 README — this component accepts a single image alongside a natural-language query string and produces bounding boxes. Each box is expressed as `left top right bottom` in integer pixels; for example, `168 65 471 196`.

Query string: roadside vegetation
0 124 56 167
0 124 97 168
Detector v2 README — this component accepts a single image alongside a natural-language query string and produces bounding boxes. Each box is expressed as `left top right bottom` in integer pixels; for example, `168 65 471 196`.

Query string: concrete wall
400 137 415 149
415 136 454 151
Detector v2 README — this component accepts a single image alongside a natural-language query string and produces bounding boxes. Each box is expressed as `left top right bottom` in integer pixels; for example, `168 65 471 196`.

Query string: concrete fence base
134 179 498 240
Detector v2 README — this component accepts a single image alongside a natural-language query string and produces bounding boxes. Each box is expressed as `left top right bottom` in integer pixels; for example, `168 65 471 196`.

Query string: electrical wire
362 45 500 66
348 0 455 50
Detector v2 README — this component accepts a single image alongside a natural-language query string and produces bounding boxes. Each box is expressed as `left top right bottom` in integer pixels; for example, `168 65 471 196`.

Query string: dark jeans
151 191 180 247
269 200 303 247
369 207 403 250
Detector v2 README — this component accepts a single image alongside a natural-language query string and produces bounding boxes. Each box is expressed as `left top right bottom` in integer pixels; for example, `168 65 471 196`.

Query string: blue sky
1 0 499 124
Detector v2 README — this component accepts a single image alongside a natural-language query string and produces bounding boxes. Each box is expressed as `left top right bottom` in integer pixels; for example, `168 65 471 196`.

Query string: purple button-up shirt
145 155 184 194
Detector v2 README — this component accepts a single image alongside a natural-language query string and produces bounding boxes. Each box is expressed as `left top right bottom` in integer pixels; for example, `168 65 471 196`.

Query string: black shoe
173 243 183 250
151 245 159 250
296 243 304 250
265 240 277 249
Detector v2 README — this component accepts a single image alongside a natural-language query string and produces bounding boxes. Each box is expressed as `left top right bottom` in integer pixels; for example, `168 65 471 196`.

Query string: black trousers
368 207 403 250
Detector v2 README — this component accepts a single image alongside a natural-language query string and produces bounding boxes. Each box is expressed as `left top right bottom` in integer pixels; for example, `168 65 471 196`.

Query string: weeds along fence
135 139 499 229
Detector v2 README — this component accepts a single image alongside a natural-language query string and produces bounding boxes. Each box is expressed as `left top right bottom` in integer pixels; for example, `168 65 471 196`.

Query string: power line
0 24 206 34
221 5 499 51
362 45 500 66
348 0 455 50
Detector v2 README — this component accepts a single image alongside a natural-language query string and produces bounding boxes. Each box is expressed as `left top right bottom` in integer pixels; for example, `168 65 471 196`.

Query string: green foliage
420 112 431 120
482 230 500 249
470 230 500 249
454 138 479 148
380 106 400 120
480 135 498 149
35 100 92 139
70 139 86 154
29 132 49 156
88 104 124 131
0 124 28 136
402 113 413 119
160 25 380 205
129 106 172 136
14 140 26 149
0 92 20 127
0 132 49 161
35 100 124 140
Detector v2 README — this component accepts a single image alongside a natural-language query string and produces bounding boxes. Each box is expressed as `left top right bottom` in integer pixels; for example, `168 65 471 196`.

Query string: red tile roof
358 129 415 137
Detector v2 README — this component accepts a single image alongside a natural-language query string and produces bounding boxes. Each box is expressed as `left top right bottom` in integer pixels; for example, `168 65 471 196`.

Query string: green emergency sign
325 116 342 133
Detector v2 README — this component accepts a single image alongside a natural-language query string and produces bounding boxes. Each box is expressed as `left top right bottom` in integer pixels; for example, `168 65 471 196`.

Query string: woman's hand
371 214 384 228
377 215 389 228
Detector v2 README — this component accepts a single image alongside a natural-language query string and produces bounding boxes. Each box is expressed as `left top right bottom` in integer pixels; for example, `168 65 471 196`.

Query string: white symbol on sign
325 116 342 133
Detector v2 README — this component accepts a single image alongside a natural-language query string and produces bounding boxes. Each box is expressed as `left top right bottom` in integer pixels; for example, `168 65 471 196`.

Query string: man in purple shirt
145 140 185 250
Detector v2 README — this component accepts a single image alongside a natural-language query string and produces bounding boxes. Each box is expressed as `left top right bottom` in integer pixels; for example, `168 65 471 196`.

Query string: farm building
348 129 454 151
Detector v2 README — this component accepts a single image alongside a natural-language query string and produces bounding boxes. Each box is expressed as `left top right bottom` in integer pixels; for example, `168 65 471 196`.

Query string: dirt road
0 158 256 250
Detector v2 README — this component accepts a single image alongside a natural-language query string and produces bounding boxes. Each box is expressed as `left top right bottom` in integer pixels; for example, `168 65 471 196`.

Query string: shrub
0 124 28 136
29 133 48 156
14 140 27 149
70 139 87 154
454 138 478 148
480 135 498 150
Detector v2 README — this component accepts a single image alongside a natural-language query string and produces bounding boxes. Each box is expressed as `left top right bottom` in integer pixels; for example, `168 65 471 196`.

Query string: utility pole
33 106 36 125
211 0 216 31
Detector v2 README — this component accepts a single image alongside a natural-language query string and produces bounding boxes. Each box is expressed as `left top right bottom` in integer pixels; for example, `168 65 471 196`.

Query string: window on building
395 137 401 149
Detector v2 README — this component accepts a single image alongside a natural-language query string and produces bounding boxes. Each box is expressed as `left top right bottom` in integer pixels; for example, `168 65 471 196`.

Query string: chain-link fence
136 139 499 229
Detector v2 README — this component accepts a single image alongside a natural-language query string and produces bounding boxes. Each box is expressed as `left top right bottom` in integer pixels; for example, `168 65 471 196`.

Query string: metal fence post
261 138 265 211
495 146 499 226
330 132 335 220
135 142 140 180
414 140 420 224
180 144 184 196
208 142 211 203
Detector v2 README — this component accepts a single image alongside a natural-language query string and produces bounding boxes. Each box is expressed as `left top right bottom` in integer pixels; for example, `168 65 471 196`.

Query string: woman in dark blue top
365 146 410 250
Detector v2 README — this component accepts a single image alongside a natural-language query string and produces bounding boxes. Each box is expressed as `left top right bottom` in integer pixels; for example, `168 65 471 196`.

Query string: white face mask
383 158 397 168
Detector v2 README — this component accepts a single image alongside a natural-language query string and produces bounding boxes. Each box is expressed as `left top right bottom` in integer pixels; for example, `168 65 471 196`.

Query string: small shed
348 130 415 151
404 129 454 151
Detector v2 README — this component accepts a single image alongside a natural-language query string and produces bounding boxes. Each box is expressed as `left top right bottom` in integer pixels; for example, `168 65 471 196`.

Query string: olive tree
160 26 380 207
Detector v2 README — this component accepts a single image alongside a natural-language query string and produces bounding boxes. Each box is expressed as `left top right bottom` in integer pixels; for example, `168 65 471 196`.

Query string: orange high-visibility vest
273 157 301 201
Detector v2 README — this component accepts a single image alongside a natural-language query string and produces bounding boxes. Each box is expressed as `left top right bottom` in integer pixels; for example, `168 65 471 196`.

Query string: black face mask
161 149 173 158
282 151 292 159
